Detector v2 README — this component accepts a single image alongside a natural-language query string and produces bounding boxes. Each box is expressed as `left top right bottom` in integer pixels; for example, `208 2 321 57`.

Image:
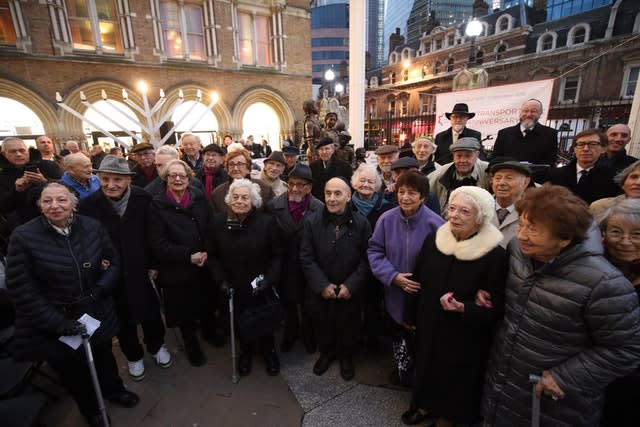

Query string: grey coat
482 232 640 427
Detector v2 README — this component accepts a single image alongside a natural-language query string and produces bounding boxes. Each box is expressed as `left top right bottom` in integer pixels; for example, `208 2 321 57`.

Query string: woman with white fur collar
402 186 507 427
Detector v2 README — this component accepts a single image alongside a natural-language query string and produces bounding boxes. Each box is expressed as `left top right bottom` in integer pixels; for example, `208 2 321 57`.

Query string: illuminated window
237 12 272 66
159 1 204 60
0 6 17 45
65 0 123 52
621 65 639 99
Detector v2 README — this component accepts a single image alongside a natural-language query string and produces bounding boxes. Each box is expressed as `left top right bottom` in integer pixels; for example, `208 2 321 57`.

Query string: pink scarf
288 194 311 223
166 188 191 209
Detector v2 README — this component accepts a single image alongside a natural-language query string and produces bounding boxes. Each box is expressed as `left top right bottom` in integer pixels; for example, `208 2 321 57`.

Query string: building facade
311 0 348 85
0 0 312 150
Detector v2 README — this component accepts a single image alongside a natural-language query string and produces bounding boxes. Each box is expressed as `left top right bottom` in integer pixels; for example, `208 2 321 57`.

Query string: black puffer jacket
482 232 640 427
6 215 120 361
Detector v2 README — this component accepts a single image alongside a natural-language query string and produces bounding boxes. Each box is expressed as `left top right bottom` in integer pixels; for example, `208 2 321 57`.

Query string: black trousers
309 294 361 357
116 306 166 361
47 340 124 418
282 299 313 342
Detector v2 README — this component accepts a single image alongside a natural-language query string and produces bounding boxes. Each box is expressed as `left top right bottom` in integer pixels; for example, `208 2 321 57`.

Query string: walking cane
229 287 239 384
150 277 183 350
82 333 110 427
529 374 541 427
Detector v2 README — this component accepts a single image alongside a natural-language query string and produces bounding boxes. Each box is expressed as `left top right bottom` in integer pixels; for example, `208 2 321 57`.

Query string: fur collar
435 222 503 261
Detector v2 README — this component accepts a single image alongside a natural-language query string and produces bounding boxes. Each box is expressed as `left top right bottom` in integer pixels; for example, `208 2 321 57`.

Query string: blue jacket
367 205 444 324
60 172 101 199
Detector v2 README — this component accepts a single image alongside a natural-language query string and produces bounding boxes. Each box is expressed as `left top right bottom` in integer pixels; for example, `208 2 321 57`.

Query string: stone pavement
36 331 412 426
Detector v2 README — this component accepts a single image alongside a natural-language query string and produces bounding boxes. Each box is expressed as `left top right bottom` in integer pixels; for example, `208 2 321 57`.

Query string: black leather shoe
264 350 280 376
339 355 355 381
106 389 140 408
280 335 297 353
184 336 207 367
238 353 252 376
401 408 429 425
312 354 334 376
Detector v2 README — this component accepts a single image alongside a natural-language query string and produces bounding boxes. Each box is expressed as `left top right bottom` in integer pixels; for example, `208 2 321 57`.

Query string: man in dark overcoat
266 164 324 353
434 103 482 164
300 177 372 381
79 155 171 381
309 137 353 201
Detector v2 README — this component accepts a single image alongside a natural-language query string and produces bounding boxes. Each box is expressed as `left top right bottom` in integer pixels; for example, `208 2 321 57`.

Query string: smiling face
181 135 201 158
397 185 425 217
317 144 335 162
517 213 571 263
453 150 479 176
166 163 189 195
447 195 480 241
519 100 542 130
376 152 398 173
604 215 640 263
606 124 631 155
40 184 75 227
491 168 530 207
412 140 434 164
67 155 93 181
227 153 250 179
287 178 312 203
264 160 285 180
623 168 640 198
203 151 223 169
99 172 131 199
324 178 351 214
229 185 253 216
353 169 377 200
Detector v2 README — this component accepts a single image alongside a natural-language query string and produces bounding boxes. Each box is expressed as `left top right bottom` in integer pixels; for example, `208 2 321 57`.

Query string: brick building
361 0 640 153
0 0 311 151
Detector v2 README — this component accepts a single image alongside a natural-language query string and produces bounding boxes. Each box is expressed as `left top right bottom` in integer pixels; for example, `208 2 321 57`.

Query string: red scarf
166 188 191 209
203 165 221 200
141 164 156 181
288 193 311 223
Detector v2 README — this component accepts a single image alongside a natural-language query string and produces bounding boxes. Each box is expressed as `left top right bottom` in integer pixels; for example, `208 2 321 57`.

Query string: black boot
180 326 206 366
264 349 280 376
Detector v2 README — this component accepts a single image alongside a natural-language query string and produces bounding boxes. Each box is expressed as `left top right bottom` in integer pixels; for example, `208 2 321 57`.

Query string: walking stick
150 277 183 350
529 374 541 427
229 288 239 384
82 333 110 427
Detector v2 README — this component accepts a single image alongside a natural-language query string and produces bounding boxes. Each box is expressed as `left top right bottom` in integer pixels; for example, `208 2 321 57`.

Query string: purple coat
367 205 444 324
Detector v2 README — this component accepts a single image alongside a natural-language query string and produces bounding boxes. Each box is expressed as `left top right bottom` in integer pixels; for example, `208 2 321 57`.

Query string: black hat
202 143 224 156
449 137 481 152
288 164 314 182
445 103 475 119
130 142 154 153
391 157 419 171
283 146 299 156
264 151 286 166
490 160 532 177
315 137 334 149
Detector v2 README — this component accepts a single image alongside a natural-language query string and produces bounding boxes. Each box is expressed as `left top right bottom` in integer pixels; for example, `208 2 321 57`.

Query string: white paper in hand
58 313 102 350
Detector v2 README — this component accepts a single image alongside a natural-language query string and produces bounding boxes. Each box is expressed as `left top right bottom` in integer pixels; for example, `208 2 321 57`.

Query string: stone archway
232 86 296 144
0 78 59 138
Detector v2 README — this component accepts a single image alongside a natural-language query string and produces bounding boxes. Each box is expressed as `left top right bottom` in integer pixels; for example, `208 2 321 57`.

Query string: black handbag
236 287 282 341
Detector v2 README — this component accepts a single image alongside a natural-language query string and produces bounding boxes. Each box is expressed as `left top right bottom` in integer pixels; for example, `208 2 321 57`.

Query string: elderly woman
482 184 640 427
591 159 640 219
6 182 139 425
412 136 437 175
598 199 640 427
401 186 506 427
368 172 444 386
207 179 282 376
148 159 211 367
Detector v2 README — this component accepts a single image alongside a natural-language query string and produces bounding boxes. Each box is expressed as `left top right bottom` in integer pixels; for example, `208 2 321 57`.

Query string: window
446 57 454 72
434 39 442 50
475 50 484 66
390 72 396 84
498 16 509 33
401 99 408 117
159 1 204 60
65 0 124 52
0 5 16 44
434 61 441 75
538 33 556 52
447 34 454 47
573 27 585 44
422 65 428 78
402 69 408 81
370 76 379 88
621 65 639 99
496 44 507 61
237 12 272 66
420 94 434 115
560 75 580 103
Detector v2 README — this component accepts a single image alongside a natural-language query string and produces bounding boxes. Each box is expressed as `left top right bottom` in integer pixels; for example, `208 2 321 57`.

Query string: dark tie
578 169 588 185
497 208 509 225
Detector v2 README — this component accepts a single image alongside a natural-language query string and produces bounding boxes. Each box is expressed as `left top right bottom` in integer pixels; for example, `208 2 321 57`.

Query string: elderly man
548 128 621 204
597 124 637 173
282 145 300 181
491 99 558 182
300 177 371 381
0 137 62 250
251 151 288 197
412 136 437 175
266 164 324 353
60 152 100 199
144 145 203 196
489 160 532 248
310 137 353 201
130 142 158 188
35 135 63 166
60 140 80 157
428 137 490 213
196 143 228 200
375 145 399 191
79 155 172 382
180 133 204 173
90 143 107 170
434 103 482 164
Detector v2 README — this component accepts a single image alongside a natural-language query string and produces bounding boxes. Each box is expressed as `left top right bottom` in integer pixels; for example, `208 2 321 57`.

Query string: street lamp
335 82 344 95
465 19 483 68
324 68 335 96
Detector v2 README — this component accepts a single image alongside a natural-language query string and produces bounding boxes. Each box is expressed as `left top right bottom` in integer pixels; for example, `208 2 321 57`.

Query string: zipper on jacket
65 236 84 293
335 224 340 241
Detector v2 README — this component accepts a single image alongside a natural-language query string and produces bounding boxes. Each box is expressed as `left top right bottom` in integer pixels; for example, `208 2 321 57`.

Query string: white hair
227 142 245 154
351 163 383 192
224 178 263 209
155 145 179 158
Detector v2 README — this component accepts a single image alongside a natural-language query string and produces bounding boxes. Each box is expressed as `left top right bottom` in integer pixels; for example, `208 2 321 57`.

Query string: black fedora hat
288 164 314 183
445 103 475 119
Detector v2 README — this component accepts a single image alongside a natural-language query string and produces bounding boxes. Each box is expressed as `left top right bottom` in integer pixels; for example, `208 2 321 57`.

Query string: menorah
56 81 219 150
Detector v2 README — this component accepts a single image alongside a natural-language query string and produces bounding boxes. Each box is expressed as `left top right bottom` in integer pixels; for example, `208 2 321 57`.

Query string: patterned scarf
288 193 311 223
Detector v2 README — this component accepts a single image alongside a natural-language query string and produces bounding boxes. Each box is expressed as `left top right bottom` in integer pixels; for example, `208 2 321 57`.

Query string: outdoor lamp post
335 82 344 96
465 19 483 68
324 68 335 96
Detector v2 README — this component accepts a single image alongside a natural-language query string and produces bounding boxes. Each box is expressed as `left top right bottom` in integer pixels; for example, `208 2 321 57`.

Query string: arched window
422 65 428 78
567 24 590 46
475 50 484 66
370 76 379 88
402 69 408 81
496 15 511 34
537 33 557 52
390 72 396 84
446 57 454 72
496 44 507 61
389 52 398 64
573 27 586 44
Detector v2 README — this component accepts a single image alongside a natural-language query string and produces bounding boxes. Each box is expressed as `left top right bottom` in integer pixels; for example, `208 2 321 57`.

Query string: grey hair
1 137 26 152
412 136 437 150
66 140 79 149
155 145 179 158
180 132 201 145
351 163 383 192
37 181 79 209
599 198 640 232
614 160 640 188
224 178 263 209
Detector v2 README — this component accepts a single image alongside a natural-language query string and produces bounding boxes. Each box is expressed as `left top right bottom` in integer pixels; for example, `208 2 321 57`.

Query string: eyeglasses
605 230 640 243
518 222 541 237
447 204 473 217
167 173 188 180
228 162 248 169
289 181 310 189
574 142 601 149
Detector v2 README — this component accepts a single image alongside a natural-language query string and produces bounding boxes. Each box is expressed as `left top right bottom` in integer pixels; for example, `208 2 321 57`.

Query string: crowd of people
1 98 640 427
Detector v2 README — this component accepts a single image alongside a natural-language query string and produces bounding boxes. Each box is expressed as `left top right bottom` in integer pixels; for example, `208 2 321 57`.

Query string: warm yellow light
210 92 219 104
403 59 411 69
138 81 148 94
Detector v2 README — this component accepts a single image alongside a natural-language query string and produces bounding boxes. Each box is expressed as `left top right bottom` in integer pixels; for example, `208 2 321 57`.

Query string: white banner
435 79 554 149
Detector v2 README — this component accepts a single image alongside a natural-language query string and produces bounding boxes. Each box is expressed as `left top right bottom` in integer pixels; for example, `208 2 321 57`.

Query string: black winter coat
300 208 371 297
207 209 282 304
79 187 161 323
6 215 120 361
482 232 640 427
266 193 324 304
547 160 621 205
309 155 353 201
147 188 211 325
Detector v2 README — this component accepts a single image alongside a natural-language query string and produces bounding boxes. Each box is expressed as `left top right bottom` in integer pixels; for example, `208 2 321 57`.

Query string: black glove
74 287 103 306
56 319 87 337
219 281 231 297
252 279 271 296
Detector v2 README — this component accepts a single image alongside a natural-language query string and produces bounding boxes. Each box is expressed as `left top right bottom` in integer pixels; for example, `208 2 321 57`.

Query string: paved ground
33 330 413 426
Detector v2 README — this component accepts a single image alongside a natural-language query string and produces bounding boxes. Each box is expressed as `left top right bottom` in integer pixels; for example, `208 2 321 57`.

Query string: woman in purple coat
367 172 444 385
